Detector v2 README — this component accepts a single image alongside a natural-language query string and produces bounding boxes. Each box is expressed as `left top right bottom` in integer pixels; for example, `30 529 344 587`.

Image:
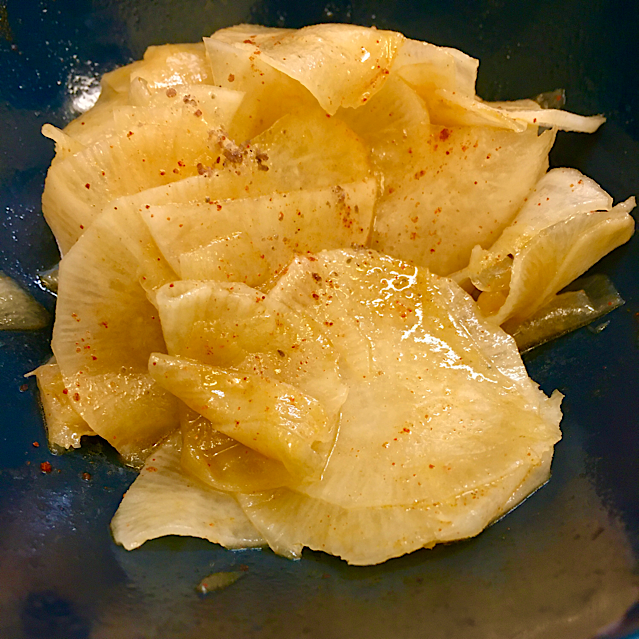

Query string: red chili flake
73 392 80 401
169 283 174 288
79 224 84 229
216 204 222 211
429 464 435 469
82 472 92 481
439 128 451 141
85 183 91 189
40 461 53 473
228 73 235 82
146 466 158 472
32 441 40 448
159 170 166 176
62 388 68 395
166 87 177 98
19 383 28 392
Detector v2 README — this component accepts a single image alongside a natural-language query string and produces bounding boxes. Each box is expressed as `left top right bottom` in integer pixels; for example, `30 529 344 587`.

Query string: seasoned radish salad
34 24 634 565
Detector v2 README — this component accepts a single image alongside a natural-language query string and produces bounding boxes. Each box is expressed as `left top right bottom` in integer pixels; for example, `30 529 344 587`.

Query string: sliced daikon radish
141 179 376 283
149 353 332 478
181 407 294 493
128 79 244 130
155 279 348 421
454 169 635 326
41 124 86 163
31 360 95 449
42 116 218 252
212 23 404 114
371 125 555 275
337 74 430 175
268 249 562 509
205 36 316 140
237 455 540 565
52 206 178 464
111 432 264 550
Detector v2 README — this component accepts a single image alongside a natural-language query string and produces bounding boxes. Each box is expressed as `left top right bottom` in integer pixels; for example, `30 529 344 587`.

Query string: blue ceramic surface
1 1 638 637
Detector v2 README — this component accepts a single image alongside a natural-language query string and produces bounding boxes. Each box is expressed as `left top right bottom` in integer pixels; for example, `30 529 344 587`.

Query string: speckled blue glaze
1 1 638 638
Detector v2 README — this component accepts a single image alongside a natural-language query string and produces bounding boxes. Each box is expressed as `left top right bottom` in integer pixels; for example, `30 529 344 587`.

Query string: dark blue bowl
1 2 638 638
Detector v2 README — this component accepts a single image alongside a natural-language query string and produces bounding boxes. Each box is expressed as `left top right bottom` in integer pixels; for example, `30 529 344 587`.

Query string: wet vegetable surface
1 0 638 637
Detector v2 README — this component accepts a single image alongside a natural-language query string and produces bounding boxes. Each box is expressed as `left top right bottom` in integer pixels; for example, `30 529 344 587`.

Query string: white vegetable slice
211 23 404 115
0 273 49 330
31 360 95 449
141 179 376 283
62 90 130 147
127 80 244 130
488 100 606 133
267 249 562 509
394 37 479 99
455 169 635 326
126 43 213 90
42 116 219 253
149 353 333 478
81 109 371 236
396 40 604 133
491 200 635 327
41 124 86 163
204 36 316 140
52 206 178 464
371 125 555 275
237 450 549 565
111 432 264 551
337 74 430 176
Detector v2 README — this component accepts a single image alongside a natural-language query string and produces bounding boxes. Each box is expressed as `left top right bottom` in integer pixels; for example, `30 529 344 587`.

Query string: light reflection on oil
66 72 101 114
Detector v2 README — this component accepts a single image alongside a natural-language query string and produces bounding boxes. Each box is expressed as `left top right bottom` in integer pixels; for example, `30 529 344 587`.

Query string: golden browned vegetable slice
149 353 333 478
181 407 294 493
111 432 264 550
155 280 347 421
52 206 178 464
31 360 95 449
